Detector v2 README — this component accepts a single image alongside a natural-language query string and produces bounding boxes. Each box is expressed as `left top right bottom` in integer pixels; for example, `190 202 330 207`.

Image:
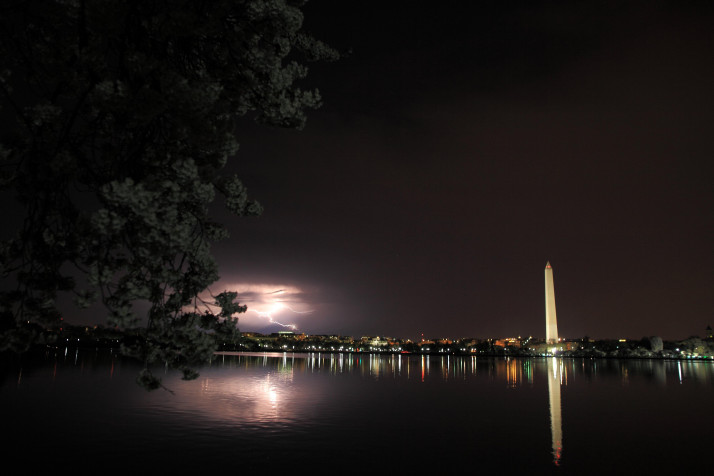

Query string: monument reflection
547 357 563 466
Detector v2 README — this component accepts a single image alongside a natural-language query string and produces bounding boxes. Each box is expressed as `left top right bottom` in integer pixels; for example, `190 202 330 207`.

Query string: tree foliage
0 0 337 388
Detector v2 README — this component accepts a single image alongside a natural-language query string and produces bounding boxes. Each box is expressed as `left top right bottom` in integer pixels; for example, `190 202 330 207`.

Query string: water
2 349 712 474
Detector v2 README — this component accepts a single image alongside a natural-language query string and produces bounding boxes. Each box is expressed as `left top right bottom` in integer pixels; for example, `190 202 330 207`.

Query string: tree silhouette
0 0 337 388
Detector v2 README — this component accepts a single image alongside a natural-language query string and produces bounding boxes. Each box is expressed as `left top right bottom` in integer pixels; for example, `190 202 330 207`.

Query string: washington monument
545 261 558 343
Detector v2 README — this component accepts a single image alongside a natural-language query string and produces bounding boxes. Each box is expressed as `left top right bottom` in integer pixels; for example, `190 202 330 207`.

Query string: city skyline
61 256 713 342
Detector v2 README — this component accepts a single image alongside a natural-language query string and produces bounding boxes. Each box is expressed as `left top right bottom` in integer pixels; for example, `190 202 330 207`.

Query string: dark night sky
63 1 714 340
209 0 714 341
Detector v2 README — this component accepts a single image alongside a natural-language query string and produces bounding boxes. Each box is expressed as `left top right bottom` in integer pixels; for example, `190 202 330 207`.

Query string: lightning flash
245 289 314 330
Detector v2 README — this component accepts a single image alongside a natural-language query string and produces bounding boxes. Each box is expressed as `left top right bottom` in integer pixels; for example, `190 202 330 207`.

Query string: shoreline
10 345 710 362
214 349 714 361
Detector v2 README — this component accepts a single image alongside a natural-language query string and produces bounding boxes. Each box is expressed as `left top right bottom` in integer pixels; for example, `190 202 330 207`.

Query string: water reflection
4 349 714 473
547 357 563 466
206 353 713 468
209 352 714 385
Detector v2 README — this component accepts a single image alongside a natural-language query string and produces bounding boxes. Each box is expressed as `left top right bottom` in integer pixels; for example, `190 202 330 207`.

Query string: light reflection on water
2 350 713 473
548 357 563 466
205 351 714 384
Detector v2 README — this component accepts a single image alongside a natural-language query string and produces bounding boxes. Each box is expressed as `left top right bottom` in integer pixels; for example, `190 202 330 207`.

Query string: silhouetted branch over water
0 0 338 390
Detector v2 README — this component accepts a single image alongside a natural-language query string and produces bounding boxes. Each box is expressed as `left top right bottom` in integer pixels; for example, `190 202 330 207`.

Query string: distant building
361 336 389 347
494 337 522 348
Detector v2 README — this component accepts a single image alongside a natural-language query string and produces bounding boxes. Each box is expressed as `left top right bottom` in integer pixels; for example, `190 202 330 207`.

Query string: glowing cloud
215 283 314 331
